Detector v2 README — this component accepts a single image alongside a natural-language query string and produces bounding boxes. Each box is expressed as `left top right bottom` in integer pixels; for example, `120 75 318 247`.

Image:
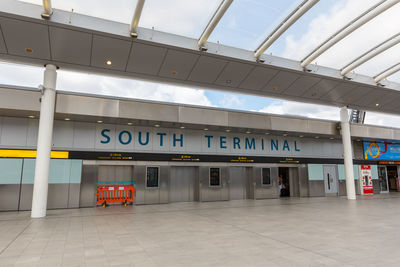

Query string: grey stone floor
1 194 400 267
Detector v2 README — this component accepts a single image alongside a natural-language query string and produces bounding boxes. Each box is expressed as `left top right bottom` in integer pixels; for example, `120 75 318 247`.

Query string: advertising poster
364 141 400 160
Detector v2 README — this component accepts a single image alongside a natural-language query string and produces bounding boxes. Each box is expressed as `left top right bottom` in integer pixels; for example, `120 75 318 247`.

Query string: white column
31 64 57 218
340 107 356 200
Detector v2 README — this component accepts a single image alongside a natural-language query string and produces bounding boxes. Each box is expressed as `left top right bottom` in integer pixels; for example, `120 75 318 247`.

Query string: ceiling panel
0 25 7 54
263 71 301 94
381 94 400 110
187 55 227 84
283 76 321 97
336 86 372 105
158 49 199 80
353 88 391 107
126 42 167 75
239 66 278 90
0 17 49 59
214 62 254 88
302 79 340 99
49 26 92 65
91 35 131 71
320 82 358 102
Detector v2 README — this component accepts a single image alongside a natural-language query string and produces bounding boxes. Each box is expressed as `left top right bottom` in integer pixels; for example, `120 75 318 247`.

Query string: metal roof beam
374 62 400 82
254 0 319 60
301 0 400 68
341 33 400 76
198 0 233 51
130 0 145 37
41 0 52 18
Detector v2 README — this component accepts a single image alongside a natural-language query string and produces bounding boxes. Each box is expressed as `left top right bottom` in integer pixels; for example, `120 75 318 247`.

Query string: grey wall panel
73 122 96 150
159 166 169 204
53 120 74 148
170 166 196 202
79 165 97 207
26 119 38 147
18 184 33 211
0 117 28 147
144 187 160 204
68 183 81 208
289 168 300 197
246 167 254 199
228 167 246 200
0 185 20 211
298 166 309 197
133 166 145 205
254 167 279 199
309 181 325 197
47 184 69 209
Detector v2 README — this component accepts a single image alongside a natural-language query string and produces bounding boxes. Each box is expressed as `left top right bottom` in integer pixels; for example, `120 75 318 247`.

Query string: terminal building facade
0 86 399 211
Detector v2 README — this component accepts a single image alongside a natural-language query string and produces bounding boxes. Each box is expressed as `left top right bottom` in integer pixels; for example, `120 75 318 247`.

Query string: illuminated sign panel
364 141 400 160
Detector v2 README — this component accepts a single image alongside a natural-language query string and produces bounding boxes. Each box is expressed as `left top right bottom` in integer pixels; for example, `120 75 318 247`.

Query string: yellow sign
0 150 69 159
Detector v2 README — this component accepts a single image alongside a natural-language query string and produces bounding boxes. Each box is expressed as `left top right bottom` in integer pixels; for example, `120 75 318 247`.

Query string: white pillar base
31 64 57 218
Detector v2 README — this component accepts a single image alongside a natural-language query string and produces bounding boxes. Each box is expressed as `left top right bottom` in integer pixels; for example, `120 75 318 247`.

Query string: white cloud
217 94 242 108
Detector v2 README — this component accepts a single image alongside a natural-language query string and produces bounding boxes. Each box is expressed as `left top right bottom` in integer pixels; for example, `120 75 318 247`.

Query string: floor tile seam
194 212 349 266
0 220 33 256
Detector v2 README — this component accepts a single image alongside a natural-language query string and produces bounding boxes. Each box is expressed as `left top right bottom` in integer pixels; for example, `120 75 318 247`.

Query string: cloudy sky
3 0 400 127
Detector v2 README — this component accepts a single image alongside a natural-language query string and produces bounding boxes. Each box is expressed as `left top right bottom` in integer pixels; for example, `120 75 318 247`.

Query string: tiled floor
1 194 400 267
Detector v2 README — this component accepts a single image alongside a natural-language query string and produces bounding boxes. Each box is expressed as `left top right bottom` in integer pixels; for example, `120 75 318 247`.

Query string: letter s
100 129 110 144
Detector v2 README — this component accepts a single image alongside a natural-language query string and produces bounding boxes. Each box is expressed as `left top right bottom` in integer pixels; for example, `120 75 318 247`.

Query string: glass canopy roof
207 0 303 51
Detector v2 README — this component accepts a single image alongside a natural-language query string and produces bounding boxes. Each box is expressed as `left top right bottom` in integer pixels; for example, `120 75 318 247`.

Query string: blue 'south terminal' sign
364 141 400 160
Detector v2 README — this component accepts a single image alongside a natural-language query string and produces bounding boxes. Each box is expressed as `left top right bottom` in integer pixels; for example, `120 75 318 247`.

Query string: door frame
378 166 389 193
323 165 338 196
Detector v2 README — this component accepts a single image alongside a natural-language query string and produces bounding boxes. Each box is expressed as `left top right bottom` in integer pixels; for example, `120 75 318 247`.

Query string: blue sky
4 0 400 127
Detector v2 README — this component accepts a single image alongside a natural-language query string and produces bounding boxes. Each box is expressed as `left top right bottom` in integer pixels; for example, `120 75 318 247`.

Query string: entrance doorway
386 166 399 191
378 166 389 193
279 167 290 197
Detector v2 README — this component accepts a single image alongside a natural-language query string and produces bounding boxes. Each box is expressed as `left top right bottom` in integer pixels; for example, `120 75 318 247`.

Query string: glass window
146 167 159 188
209 168 220 187
262 168 271 185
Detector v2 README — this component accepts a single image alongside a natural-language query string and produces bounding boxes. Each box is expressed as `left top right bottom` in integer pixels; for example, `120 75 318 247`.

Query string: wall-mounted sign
359 165 373 195
364 141 400 160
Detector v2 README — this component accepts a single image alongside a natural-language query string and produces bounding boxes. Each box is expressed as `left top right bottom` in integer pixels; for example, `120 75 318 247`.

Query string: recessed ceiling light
283 134 288 137
226 129 231 132
226 79 232 84
375 103 379 107
315 136 319 139
154 124 160 127
28 115 35 118
272 87 278 91
329 137 334 140
180 126 185 129
97 120 103 123
299 135 304 138
127 122 133 125
204 128 208 131
64 118 71 121
106 60 112 66
246 131 251 134
265 132 270 135
357 139 361 141
25 48 33 53
172 71 178 75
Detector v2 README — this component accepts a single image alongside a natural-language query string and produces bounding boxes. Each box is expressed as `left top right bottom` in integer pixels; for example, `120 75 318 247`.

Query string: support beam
374 62 400 82
130 0 145 37
41 0 52 18
341 33 400 76
254 0 319 60
301 0 400 68
31 64 57 218
198 0 233 51
340 107 356 200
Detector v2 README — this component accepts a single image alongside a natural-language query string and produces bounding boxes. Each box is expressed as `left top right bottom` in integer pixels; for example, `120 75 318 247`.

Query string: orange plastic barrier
96 185 136 207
